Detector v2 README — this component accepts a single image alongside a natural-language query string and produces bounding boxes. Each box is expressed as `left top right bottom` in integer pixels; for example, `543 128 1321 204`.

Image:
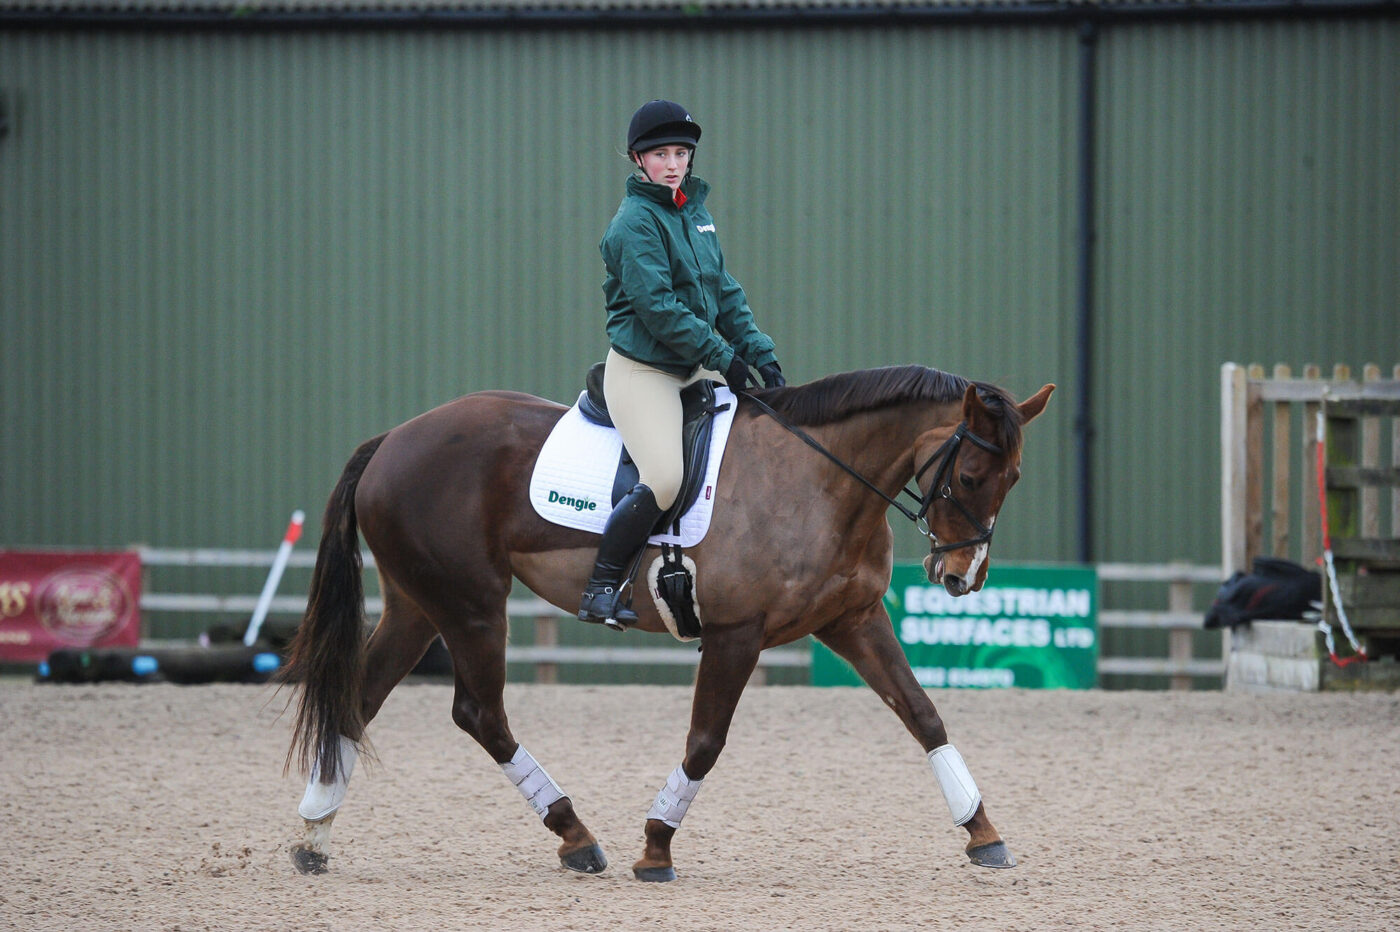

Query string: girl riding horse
580 99 785 630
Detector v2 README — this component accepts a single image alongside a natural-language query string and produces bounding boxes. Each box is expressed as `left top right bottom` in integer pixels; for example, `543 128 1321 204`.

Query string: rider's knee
648 474 682 512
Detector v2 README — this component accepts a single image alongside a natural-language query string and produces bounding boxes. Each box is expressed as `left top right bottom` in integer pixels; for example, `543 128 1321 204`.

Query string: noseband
743 395 1003 555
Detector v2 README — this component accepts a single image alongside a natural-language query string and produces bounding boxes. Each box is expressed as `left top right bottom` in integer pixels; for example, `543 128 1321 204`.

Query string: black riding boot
578 483 664 630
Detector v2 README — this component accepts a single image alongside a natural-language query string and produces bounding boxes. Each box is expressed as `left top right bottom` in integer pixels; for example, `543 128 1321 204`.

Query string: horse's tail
279 432 387 781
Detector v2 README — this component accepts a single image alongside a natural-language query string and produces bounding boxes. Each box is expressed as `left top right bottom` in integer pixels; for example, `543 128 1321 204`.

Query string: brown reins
740 391 1001 554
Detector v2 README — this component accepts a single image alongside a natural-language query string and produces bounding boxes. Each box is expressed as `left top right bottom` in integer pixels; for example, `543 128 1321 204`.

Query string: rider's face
634 145 691 192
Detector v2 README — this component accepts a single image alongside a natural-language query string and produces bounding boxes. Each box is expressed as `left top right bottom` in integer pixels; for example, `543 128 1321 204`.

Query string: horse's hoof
290 844 329 875
632 864 677 882
560 842 608 874
966 841 1017 869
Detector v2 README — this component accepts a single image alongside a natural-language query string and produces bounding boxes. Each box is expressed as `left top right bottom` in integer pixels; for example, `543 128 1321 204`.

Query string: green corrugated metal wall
2 18 1395 578
1094 19 1399 564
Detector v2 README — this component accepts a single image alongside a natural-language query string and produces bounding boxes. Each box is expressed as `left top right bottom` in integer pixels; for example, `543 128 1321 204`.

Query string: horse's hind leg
437 611 607 875
816 605 1016 869
290 580 439 875
633 621 765 882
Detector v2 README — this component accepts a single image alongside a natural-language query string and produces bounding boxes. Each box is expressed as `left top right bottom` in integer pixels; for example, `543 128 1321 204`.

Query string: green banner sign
812 563 1099 689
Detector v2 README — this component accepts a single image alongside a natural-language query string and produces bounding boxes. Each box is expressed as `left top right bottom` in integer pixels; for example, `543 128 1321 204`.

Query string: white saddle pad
528 387 739 547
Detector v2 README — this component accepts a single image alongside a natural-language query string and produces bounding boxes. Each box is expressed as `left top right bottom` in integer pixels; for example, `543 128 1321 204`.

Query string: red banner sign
0 551 142 662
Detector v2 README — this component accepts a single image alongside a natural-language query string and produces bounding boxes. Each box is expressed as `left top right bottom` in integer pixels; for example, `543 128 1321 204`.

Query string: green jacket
600 174 777 377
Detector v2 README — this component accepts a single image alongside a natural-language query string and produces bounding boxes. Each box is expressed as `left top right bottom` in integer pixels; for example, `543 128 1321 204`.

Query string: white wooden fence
134 548 1223 687
1096 562 1225 687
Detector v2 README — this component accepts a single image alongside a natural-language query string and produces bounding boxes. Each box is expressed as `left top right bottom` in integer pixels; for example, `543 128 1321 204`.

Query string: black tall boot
577 483 664 630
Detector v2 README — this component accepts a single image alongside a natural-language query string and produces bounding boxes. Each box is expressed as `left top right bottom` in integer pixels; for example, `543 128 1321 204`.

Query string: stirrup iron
578 582 639 631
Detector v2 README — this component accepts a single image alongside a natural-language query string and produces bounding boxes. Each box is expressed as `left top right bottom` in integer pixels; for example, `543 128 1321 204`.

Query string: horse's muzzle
924 553 971 596
923 552 940 583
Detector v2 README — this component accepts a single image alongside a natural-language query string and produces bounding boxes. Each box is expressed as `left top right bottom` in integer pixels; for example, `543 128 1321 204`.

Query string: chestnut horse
280 365 1053 880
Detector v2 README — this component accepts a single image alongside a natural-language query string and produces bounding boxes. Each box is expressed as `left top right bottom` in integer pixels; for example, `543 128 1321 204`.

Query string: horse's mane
748 365 1024 454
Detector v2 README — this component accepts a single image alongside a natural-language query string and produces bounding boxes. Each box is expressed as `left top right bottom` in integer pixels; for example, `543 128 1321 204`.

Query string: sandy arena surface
1 681 1397 931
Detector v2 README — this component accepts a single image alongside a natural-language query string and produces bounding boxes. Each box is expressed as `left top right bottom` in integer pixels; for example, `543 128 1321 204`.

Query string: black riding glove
725 355 756 394
759 362 786 388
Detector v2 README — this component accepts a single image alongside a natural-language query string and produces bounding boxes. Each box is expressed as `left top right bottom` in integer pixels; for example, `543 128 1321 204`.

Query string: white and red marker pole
244 510 306 646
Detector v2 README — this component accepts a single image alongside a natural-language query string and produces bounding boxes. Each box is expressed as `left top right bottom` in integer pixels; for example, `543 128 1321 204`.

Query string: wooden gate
1221 363 1400 689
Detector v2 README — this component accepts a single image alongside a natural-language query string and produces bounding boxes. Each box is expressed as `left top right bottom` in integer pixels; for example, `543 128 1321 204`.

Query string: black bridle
743 393 1003 554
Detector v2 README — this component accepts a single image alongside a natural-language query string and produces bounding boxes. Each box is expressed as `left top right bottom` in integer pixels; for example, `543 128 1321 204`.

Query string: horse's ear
1017 384 1055 424
961 383 993 428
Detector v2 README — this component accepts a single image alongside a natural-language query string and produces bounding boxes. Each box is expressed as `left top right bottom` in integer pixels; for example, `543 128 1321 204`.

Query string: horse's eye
959 474 977 490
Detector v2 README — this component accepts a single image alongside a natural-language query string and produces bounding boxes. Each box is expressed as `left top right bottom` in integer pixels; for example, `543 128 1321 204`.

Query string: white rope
1319 549 1365 659
1314 409 1366 662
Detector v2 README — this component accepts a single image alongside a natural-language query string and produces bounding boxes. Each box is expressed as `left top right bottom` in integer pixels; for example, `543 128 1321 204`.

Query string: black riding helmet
627 99 702 154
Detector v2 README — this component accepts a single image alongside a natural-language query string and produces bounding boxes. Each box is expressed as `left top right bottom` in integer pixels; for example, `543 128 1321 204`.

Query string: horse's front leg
633 621 765 882
816 605 1016 869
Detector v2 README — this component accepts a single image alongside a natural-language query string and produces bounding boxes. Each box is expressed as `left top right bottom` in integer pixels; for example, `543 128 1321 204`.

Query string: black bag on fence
1203 556 1322 629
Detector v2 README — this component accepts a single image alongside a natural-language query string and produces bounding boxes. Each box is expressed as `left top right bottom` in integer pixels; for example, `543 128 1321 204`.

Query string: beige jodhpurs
603 347 724 511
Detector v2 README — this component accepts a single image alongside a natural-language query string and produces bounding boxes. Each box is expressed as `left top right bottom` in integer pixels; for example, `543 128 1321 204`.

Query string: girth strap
656 543 702 639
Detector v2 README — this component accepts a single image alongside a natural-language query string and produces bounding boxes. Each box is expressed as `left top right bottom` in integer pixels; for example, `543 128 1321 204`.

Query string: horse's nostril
942 574 967 596
923 553 947 583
